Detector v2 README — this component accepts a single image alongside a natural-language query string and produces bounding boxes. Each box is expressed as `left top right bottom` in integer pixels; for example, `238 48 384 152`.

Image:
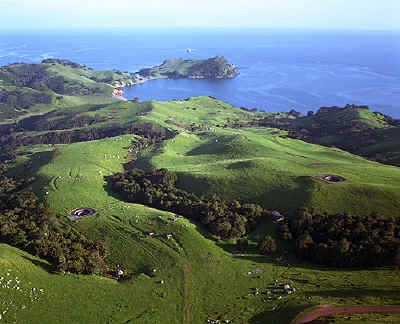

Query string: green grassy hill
8 96 400 218
2 134 399 324
286 105 400 167
0 59 137 123
1 60 400 323
137 125 400 217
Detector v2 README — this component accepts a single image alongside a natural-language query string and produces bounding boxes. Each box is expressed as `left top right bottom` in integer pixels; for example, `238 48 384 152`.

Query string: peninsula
137 56 239 80
113 56 239 98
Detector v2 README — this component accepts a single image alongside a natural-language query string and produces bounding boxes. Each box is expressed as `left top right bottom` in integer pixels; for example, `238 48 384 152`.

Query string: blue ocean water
1 29 399 116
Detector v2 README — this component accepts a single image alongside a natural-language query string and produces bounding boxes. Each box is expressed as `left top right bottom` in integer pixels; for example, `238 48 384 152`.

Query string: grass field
137 125 400 217
2 131 399 324
2 58 400 323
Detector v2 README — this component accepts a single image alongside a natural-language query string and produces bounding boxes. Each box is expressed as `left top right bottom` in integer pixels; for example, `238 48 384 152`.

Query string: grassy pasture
2 131 398 323
141 125 400 217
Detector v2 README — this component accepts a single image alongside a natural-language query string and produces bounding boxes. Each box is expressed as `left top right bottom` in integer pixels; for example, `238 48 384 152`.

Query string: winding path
296 305 400 324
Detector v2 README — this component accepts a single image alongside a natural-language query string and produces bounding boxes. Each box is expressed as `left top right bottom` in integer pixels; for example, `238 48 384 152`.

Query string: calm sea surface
1 29 399 116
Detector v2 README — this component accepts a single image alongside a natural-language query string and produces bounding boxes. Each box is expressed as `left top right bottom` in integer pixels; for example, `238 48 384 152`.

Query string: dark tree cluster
109 168 270 239
17 112 109 131
41 59 84 68
0 64 49 89
284 209 400 268
0 88 52 110
0 178 107 274
0 143 15 164
0 122 170 148
257 235 277 254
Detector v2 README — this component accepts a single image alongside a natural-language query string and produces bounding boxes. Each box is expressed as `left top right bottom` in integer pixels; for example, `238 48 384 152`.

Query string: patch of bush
109 168 270 239
283 208 400 267
0 88 52 110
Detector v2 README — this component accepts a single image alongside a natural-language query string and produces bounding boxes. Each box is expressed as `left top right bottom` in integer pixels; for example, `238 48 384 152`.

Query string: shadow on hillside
10 150 55 179
102 175 126 202
215 241 280 265
176 173 318 217
307 288 400 300
8 150 55 198
252 176 317 217
249 303 309 324
22 255 56 273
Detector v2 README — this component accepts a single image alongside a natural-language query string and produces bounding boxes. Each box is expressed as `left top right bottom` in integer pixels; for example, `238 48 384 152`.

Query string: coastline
111 56 239 101
112 75 169 101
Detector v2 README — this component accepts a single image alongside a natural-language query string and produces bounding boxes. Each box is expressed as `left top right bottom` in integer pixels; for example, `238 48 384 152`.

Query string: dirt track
296 305 400 323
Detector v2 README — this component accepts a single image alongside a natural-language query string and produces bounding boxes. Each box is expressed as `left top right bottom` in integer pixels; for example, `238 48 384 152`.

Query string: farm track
295 305 400 323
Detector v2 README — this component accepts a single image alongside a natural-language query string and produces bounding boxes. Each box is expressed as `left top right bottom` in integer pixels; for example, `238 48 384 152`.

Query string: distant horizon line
1 26 400 33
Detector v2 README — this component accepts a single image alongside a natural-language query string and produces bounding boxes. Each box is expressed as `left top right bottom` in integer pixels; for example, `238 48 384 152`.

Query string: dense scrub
0 88 52 111
109 168 270 239
281 209 400 268
0 122 168 149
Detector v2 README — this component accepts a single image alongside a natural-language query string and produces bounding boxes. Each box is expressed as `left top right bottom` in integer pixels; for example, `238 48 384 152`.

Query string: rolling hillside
1 61 400 324
1 134 399 323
